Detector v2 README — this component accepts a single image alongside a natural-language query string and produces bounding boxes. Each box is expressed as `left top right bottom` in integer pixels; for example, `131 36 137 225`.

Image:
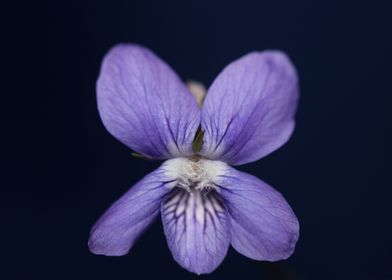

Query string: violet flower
88 44 300 274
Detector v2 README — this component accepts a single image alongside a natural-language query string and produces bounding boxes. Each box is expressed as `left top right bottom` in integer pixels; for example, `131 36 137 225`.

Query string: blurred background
2 0 391 279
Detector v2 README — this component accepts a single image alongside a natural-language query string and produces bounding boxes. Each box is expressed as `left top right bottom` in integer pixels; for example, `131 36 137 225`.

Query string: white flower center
163 157 228 193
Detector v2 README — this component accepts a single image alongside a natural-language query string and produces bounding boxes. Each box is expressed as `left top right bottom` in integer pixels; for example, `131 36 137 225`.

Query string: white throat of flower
163 157 228 194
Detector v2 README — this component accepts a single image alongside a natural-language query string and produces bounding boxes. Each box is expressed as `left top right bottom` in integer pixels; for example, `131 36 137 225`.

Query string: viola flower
88 44 300 274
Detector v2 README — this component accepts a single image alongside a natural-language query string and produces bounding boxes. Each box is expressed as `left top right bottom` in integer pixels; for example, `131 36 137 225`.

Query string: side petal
200 51 299 165
215 167 299 261
97 44 200 159
161 190 230 274
88 165 176 256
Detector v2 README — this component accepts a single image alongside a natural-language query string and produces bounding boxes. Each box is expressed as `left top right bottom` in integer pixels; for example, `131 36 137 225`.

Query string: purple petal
161 189 230 274
200 51 299 165
88 166 175 256
97 44 200 159
216 167 299 261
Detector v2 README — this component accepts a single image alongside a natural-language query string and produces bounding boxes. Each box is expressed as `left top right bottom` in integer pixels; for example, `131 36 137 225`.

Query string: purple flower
88 44 300 274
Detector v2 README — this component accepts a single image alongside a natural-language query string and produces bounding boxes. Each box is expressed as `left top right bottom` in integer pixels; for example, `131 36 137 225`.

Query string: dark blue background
3 0 391 279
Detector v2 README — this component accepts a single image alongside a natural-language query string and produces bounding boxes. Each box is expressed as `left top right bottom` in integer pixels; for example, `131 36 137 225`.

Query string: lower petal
216 167 299 261
161 189 230 274
88 166 175 256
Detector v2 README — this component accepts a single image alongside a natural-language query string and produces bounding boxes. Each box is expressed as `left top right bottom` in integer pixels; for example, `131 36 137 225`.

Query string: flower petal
200 51 299 165
88 165 176 256
97 44 200 159
161 189 230 274
215 167 299 261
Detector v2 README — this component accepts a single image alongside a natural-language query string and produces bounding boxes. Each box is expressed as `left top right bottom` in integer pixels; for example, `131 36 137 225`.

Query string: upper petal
215 167 299 261
97 44 201 159
88 164 176 256
200 51 299 165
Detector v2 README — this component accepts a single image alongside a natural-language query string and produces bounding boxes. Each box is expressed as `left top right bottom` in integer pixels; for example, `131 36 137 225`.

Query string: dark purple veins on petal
200 51 299 165
161 187 230 274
